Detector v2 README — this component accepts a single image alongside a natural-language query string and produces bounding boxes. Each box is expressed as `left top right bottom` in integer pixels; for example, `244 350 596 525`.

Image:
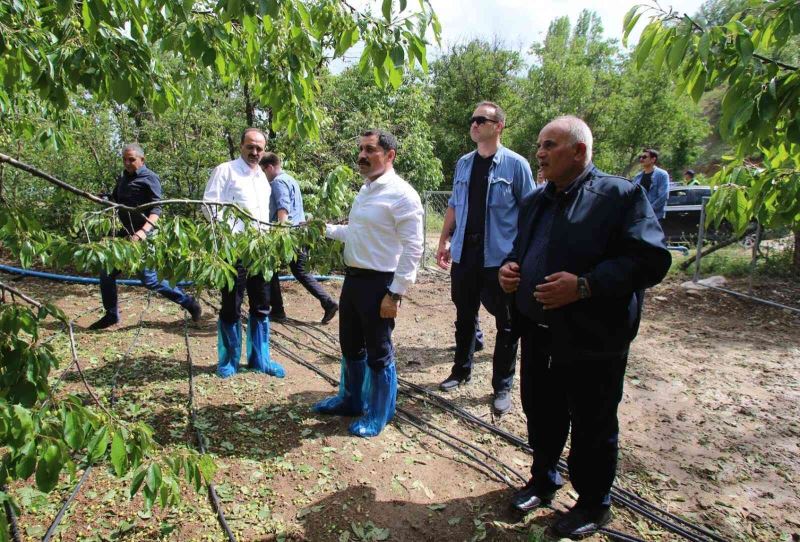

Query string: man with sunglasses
632 148 669 220
436 101 535 415
202 128 285 379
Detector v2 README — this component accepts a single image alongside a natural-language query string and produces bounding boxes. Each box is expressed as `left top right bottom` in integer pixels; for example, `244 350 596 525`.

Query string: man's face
469 105 502 144
122 150 144 174
240 132 267 167
639 152 656 169
535 122 584 184
357 135 394 180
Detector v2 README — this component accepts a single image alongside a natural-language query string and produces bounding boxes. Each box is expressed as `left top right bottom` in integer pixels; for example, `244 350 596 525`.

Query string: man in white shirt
202 128 285 379
313 129 424 438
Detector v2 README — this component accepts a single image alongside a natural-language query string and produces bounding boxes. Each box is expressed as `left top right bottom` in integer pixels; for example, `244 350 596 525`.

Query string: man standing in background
632 148 669 220
260 152 338 325
435 101 534 415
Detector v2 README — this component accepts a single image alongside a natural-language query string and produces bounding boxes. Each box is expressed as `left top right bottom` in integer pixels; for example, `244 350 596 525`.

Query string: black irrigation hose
274 319 340 358
280 321 728 542
110 291 153 406
42 294 154 539
2 484 22 542
41 466 93 542
183 316 237 542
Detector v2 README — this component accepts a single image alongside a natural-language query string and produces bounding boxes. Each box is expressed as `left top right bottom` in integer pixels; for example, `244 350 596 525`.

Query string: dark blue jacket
112 165 163 235
506 165 671 359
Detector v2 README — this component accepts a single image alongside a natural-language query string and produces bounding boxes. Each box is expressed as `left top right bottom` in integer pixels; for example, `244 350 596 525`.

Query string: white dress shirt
326 169 423 295
202 157 271 232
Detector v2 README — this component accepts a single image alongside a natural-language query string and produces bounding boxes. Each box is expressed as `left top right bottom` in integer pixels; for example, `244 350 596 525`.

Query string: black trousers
220 263 270 324
339 270 395 370
450 240 517 392
269 249 336 314
519 319 627 509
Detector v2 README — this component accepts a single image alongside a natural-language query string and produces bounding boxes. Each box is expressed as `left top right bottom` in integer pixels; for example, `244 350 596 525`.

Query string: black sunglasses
470 116 498 126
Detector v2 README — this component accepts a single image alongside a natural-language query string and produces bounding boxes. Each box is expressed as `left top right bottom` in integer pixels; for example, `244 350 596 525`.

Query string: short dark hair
643 148 659 162
476 101 506 124
241 127 267 144
684 169 695 177
260 152 281 168
361 129 398 153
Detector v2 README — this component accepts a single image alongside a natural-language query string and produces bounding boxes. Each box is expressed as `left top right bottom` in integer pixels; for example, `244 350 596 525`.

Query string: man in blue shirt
88 144 201 330
260 153 338 325
632 148 669 219
436 101 535 415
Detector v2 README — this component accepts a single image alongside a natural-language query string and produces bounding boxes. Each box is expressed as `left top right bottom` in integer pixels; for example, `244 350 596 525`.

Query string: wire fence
421 191 452 270
693 198 799 314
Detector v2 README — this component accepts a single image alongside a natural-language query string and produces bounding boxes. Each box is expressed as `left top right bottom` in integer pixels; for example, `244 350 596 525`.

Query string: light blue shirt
447 145 535 267
269 172 305 224
632 166 669 219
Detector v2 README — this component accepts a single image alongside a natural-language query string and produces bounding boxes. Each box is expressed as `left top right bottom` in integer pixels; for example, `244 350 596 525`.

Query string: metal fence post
693 197 708 282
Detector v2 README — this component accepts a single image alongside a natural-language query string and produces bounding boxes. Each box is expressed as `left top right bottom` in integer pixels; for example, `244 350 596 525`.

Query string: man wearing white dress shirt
202 128 285 379
313 129 424 438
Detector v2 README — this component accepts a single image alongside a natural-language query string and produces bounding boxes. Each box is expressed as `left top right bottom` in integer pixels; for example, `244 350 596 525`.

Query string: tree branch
0 280 44 308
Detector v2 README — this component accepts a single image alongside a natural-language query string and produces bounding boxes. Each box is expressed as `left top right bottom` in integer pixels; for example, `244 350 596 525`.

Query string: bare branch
0 280 44 308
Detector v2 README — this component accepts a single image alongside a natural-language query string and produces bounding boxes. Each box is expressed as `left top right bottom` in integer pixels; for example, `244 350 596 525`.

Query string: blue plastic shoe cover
349 363 397 438
217 319 242 378
246 315 285 378
313 356 368 416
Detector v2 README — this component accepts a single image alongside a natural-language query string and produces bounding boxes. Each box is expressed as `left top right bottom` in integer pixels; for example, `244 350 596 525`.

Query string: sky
333 0 707 70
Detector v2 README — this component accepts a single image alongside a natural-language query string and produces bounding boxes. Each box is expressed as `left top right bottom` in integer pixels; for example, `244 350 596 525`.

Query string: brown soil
5 269 799 541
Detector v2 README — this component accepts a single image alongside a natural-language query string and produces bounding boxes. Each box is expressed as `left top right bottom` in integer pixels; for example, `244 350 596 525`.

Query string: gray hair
552 116 593 163
121 143 145 158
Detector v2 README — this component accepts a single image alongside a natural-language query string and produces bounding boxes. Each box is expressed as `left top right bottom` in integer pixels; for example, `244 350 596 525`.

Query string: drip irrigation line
182 316 236 542
41 466 93 542
110 292 153 406
2 484 21 542
279 322 726 542
271 327 338 360
283 316 339 344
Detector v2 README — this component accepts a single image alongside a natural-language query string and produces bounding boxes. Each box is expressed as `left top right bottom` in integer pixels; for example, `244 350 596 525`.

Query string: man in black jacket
499 116 670 538
88 143 201 330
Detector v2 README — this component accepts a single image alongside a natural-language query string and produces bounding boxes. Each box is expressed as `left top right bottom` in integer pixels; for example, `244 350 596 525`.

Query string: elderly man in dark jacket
499 116 671 538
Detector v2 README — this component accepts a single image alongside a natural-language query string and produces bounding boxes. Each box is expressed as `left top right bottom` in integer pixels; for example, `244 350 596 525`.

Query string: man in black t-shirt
88 144 201 330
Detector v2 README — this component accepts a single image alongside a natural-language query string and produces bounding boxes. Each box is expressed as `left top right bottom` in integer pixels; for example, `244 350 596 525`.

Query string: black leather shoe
187 299 203 323
552 506 612 538
493 390 512 415
321 303 338 325
88 314 119 330
439 374 471 391
511 480 554 512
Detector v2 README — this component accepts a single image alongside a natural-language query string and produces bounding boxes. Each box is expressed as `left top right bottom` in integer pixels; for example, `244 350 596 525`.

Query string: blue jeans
99 268 193 317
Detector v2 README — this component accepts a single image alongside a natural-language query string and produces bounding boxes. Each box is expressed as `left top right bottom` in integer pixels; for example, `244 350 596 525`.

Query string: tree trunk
794 228 800 275
244 82 255 127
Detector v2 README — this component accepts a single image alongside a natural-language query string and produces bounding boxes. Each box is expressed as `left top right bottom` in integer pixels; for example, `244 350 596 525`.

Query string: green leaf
35 444 62 492
667 28 691 70
87 426 109 462
110 432 128 476
15 441 37 479
146 462 162 493
130 468 147 497
64 411 84 450
635 23 659 70
197 455 217 483
735 35 754 65
382 0 392 22
697 31 711 63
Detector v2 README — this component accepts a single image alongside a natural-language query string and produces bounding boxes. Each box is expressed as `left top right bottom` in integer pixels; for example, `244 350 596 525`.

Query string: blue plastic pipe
0 264 342 286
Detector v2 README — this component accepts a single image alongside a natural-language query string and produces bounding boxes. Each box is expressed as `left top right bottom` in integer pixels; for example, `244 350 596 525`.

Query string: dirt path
6 270 799 541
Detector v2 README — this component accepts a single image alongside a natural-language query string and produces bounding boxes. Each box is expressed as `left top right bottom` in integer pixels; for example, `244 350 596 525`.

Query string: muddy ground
5 269 799 541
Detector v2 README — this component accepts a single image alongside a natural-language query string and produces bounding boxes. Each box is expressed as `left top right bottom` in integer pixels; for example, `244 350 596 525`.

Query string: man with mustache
88 143 202 330
313 129 423 438
436 101 535 416
499 116 670 537
202 128 285 379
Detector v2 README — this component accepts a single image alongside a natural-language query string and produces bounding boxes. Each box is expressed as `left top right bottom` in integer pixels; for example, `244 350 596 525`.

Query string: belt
345 266 394 277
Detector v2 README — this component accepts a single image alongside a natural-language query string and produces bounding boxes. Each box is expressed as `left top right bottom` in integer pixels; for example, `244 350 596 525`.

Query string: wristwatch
577 277 591 299
387 290 402 302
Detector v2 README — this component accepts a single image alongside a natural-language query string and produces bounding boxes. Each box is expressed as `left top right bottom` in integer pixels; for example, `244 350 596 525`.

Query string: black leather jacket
505 165 671 359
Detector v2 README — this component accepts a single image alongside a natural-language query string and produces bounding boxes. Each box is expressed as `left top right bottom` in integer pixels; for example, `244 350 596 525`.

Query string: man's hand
534 272 579 310
436 241 451 270
129 230 145 242
380 294 399 318
498 262 521 293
